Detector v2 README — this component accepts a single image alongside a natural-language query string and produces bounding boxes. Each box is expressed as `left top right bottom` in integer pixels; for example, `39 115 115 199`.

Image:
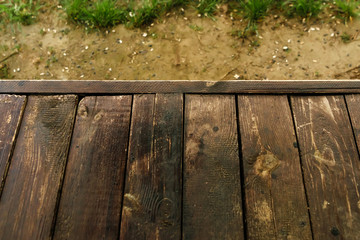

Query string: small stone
142 33 147 37
313 60 318 63
80 74 84 78
109 68 112 72
283 46 289 51
40 72 45 76
234 74 240 79
17 68 20 72
112 29 116 33
85 46 89 50
104 47 109 51
150 48 154 52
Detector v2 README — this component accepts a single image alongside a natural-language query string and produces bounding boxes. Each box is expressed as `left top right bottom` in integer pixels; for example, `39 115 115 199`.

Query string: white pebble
105 47 109 51
63 52 67 56
13 69 16 73
283 46 289 51
234 74 240 79
288 39 291 43
40 72 45 76
150 48 154 52
109 68 112 72
118 39 122 44
85 46 89 50
17 68 20 72
112 30 116 33
273 55 276 59
142 33 147 37
313 60 318 63
80 74 84 78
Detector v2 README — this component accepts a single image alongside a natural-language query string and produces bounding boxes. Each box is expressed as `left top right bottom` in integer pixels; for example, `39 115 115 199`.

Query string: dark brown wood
53 96 132 240
0 94 26 195
237 95 312 240
345 94 360 142
291 95 360 240
0 95 78 240
2 80 360 94
183 94 244 239
120 94 183 240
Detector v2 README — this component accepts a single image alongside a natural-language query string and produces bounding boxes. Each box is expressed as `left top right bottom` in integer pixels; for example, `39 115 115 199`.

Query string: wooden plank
120 94 183 240
53 96 132 240
346 94 360 142
0 95 78 240
183 94 244 239
2 80 360 94
291 95 360 240
0 94 26 195
237 95 312 240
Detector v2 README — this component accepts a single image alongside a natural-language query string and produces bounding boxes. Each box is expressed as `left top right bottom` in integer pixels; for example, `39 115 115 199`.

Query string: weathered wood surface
183 95 244 239
120 94 183 240
345 94 360 144
53 96 132 240
0 94 26 195
2 80 360 94
291 95 360 240
0 95 77 240
237 95 312 240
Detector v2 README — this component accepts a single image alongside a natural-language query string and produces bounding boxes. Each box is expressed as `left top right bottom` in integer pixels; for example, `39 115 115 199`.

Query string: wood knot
254 151 280 177
313 147 336 167
156 198 175 226
78 105 88 118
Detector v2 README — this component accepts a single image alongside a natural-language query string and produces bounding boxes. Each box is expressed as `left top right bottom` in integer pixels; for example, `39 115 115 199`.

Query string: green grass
282 0 322 18
241 0 273 24
341 31 351 42
334 0 360 23
196 0 221 17
64 0 128 28
0 0 41 29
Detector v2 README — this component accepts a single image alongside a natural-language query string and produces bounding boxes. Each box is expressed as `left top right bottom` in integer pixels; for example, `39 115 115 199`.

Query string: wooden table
1 80 360 240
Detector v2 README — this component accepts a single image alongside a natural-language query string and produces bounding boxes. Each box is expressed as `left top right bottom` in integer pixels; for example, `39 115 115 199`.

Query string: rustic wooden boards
53 96 132 240
291 95 360 239
3 80 360 94
0 94 26 195
120 94 183 240
183 95 244 239
0 95 78 239
237 95 312 240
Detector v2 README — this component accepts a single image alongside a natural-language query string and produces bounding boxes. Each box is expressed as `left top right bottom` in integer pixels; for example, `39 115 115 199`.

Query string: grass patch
196 0 221 17
0 0 41 30
64 0 128 29
282 0 322 18
334 0 360 23
341 31 351 42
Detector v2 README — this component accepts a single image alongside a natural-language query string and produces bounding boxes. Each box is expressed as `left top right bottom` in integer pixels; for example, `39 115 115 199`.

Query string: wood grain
183 94 244 240
53 96 132 240
291 95 360 240
0 95 78 240
237 95 312 240
120 94 183 240
0 94 26 195
2 80 360 94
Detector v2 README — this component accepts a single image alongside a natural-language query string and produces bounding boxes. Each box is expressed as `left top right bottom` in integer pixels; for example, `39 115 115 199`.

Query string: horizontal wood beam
1 80 360 94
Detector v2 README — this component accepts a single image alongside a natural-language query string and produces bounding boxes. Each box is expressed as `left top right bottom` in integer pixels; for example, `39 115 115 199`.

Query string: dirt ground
1 5 360 80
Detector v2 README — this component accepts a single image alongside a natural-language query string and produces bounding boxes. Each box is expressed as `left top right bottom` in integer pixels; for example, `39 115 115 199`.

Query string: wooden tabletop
0 80 360 239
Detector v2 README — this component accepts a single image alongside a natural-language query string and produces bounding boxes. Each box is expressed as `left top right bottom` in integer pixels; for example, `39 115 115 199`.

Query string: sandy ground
1 5 360 80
